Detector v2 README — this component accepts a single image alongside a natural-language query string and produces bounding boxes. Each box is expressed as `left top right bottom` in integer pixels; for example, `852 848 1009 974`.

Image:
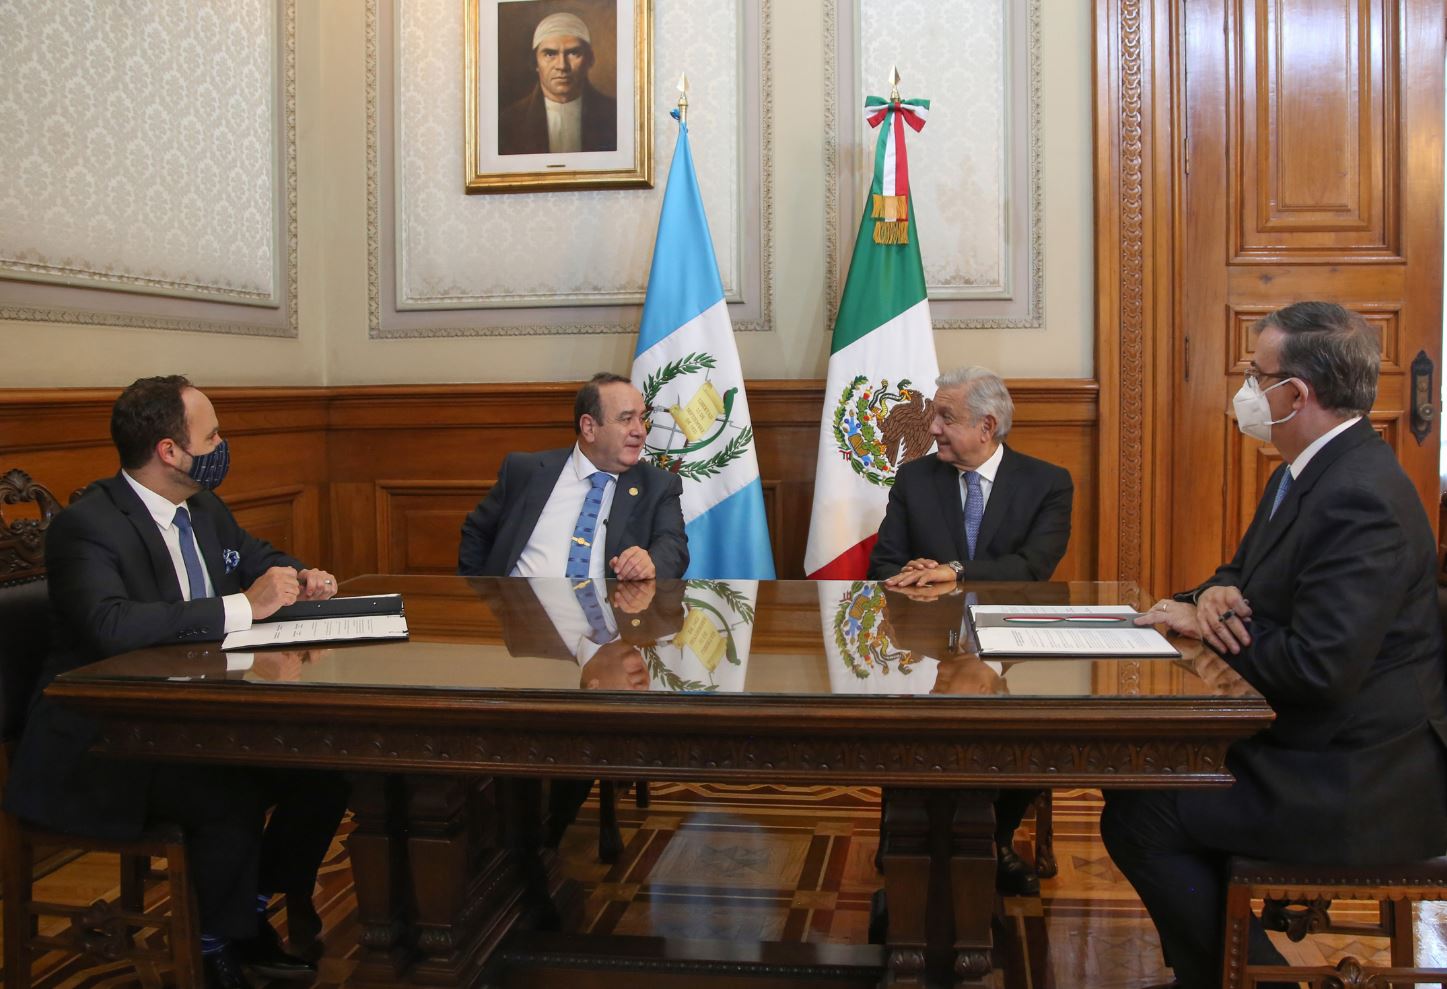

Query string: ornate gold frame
464 0 653 193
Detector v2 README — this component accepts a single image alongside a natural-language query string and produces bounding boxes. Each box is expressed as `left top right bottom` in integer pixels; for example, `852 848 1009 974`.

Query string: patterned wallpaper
396 0 743 309
0 0 281 305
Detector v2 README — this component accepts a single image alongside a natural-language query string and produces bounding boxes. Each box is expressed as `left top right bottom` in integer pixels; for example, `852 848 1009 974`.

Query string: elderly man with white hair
498 10 618 155
866 365 1074 896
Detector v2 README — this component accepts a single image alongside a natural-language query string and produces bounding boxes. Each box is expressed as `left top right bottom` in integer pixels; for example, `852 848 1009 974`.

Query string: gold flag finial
888 65 901 102
677 72 689 125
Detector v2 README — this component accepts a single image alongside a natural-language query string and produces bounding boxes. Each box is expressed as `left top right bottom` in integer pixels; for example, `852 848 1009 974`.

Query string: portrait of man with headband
498 8 619 155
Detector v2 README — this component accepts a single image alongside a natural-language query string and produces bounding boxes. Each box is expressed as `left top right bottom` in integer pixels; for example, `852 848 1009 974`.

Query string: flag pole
676 72 689 125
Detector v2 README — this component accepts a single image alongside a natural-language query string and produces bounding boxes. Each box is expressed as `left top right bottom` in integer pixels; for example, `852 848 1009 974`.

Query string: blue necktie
1269 469 1293 519
565 472 611 579
172 506 209 601
572 579 615 644
963 471 984 560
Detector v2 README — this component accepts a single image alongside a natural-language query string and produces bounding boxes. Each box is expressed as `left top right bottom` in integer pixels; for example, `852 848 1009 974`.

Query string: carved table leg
346 774 413 986
405 775 526 988
879 788 930 988
946 792 997 988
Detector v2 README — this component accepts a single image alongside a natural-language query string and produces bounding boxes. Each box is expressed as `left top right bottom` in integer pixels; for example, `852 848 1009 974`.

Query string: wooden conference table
48 576 1272 989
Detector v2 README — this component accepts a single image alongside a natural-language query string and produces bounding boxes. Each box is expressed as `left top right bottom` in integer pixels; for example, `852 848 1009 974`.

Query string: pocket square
222 549 240 574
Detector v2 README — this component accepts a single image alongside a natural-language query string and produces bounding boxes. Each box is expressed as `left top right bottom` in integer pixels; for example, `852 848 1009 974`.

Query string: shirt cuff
222 593 254 634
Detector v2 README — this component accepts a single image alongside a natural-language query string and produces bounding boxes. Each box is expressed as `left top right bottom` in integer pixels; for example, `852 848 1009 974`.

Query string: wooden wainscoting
0 388 330 567
0 380 1098 580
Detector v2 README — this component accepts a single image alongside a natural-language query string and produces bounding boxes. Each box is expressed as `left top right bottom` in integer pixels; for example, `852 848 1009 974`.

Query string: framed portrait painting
465 0 652 193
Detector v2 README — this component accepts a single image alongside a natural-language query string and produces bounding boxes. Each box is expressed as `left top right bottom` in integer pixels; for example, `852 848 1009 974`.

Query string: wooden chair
0 468 204 989
1221 856 1447 987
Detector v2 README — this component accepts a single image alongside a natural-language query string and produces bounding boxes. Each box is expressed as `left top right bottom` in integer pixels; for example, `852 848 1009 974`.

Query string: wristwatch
945 560 965 580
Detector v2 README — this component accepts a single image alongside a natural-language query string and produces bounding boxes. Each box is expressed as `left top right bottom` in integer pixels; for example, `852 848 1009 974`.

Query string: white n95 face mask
1232 376 1300 443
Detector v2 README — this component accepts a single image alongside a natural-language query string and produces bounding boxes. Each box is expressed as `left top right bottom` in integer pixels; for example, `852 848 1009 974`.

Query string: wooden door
1172 0 1444 589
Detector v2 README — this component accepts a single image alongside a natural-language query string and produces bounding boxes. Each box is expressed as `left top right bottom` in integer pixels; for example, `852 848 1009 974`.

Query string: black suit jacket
457 448 688 579
4 475 301 837
867 445 1074 581
497 83 618 155
1178 419 1447 864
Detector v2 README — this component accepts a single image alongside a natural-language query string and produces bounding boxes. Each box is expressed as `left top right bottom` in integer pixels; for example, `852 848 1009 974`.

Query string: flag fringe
871 194 908 221
872 220 909 245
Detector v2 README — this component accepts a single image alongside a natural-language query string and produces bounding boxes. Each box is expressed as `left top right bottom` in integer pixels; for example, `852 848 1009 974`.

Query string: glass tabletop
59 576 1254 701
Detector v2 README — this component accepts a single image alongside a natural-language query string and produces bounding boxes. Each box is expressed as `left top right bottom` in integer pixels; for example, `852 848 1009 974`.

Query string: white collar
570 443 619 482
960 441 1006 483
1289 416 1361 478
121 470 189 530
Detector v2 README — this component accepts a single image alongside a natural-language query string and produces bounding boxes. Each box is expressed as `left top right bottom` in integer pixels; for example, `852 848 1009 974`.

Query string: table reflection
63 576 1255 703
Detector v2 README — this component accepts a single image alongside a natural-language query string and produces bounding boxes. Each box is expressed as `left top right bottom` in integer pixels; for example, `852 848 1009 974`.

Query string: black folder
260 593 404 624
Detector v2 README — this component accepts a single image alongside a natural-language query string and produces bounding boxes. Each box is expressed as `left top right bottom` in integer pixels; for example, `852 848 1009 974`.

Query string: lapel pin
628 486 639 496
631 618 641 627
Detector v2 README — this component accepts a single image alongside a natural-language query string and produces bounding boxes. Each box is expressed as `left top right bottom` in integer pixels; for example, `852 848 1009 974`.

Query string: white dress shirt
121 472 252 632
511 444 619 578
958 441 1006 515
530 575 618 666
544 97 583 153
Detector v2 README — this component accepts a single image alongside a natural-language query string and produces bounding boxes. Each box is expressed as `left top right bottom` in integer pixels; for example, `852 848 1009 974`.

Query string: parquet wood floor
5 786 1444 987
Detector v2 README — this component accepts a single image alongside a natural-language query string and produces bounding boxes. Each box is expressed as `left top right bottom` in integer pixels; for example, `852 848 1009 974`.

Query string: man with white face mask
1101 302 1447 989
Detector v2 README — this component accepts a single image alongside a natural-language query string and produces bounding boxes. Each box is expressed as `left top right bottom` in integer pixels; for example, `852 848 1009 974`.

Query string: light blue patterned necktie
565 471 611 579
172 506 209 601
572 578 615 644
963 471 984 561
1269 468 1293 519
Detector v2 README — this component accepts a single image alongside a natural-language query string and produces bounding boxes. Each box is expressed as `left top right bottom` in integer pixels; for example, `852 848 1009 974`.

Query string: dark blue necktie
565 472 611 579
572 579 615 644
1269 469 1293 519
963 471 984 560
172 506 209 601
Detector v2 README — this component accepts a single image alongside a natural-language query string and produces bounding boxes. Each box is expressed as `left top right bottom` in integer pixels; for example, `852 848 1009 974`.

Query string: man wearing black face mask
1102 303 1447 989
5 376 349 989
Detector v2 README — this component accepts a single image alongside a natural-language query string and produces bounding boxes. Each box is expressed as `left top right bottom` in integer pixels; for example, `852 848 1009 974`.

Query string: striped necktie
963 471 984 560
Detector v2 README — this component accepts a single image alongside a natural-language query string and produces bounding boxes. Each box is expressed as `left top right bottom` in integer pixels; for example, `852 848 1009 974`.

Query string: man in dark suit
497 11 618 156
866 366 1074 896
458 372 688 581
868 366 1073 585
4 376 349 989
1105 302 1447 989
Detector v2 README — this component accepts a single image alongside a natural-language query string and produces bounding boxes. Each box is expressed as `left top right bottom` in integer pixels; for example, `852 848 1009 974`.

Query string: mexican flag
804 96 940 578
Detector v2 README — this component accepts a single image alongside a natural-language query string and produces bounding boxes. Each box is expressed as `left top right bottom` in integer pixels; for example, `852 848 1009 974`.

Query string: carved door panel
1172 0 1443 590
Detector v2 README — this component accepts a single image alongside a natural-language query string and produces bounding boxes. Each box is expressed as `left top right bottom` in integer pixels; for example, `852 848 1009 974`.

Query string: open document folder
222 593 408 650
968 604 1180 658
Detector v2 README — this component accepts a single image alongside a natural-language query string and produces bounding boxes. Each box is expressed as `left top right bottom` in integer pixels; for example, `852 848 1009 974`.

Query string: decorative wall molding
368 0 774 338
0 0 299 338
825 0 1043 329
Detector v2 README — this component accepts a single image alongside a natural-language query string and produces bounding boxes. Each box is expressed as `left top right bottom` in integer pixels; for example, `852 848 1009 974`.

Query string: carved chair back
0 469 61 744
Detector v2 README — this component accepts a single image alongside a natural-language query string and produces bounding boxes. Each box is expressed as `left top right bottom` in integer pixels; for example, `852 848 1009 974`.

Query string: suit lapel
973 445 1014 557
1238 419 1374 586
605 467 644 564
103 475 183 602
931 459 970 563
502 450 569 574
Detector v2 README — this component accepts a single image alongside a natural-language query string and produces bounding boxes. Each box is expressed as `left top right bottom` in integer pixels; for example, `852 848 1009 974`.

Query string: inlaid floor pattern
7 785 1445 987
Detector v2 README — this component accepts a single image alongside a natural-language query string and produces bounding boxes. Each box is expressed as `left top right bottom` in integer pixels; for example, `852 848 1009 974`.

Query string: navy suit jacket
1176 419 1447 864
457 448 688 579
867 445 1074 581
4 475 302 837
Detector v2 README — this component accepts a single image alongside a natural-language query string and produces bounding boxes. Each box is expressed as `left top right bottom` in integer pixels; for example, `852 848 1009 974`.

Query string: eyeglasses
1244 367 1292 386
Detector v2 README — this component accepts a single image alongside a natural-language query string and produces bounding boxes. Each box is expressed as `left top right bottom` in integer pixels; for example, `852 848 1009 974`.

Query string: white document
974 625 1179 658
969 605 1140 616
222 615 409 651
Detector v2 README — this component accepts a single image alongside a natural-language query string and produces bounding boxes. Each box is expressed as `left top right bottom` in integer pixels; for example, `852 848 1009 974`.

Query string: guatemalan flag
630 112 775 579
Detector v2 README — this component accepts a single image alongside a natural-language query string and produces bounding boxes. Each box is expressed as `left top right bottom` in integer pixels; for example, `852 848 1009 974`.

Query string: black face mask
181 439 230 490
